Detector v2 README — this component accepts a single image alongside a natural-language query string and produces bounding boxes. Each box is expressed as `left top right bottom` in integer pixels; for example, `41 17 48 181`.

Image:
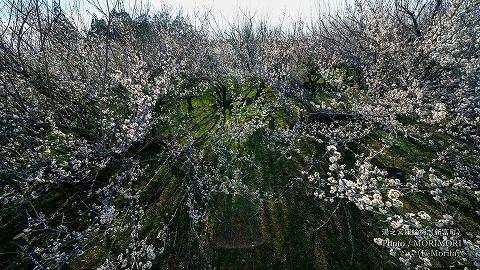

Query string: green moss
16 77 477 270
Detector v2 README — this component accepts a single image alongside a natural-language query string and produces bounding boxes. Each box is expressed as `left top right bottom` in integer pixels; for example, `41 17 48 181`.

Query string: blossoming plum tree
0 0 478 269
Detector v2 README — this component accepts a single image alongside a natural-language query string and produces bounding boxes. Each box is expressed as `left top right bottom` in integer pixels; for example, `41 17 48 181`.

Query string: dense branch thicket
0 0 479 269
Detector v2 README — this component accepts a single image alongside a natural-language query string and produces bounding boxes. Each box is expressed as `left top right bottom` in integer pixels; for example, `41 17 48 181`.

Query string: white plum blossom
0 0 478 269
